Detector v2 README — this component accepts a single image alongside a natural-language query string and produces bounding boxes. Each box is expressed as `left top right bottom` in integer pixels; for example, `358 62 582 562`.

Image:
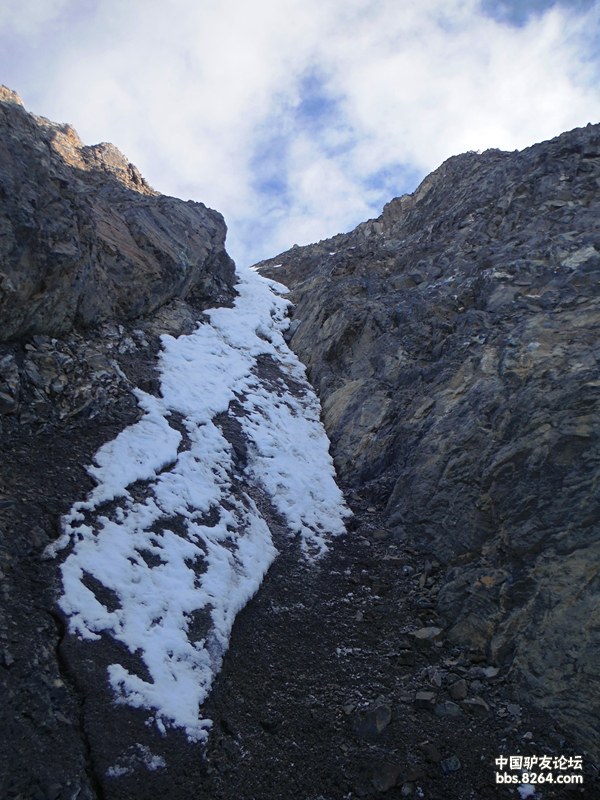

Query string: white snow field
49 267 350 743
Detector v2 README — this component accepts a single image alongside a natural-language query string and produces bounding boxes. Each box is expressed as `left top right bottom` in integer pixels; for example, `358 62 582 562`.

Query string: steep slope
0 87 235 797
0 90 348 798
257 124 600 759
2 86 598 799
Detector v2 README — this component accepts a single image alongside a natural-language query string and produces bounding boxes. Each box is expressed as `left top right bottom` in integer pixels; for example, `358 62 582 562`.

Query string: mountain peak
0 90 234 341
0 84 24 106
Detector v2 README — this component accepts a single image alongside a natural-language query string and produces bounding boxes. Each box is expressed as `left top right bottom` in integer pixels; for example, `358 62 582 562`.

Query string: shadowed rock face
0 86 235 341
257 123 600 757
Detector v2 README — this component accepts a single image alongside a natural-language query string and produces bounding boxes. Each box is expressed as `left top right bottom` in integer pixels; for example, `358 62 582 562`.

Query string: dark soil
100 498 599 800
198 505 598 800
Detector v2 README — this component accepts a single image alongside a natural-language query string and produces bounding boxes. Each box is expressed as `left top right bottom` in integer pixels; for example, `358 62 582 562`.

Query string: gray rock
419 740 442 763
440 755 461 774
414 691 437 709
434 701 463 718
448 679 468 700
462 696 490 714
427 667 443 688
0 86 235 342
256 121 600 760
354 702 393 736
372 762 401 792
411 627 443 647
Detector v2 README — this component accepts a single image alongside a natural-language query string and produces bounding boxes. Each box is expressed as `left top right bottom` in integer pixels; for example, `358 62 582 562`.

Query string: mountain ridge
257 120 600 761
1 87 598 798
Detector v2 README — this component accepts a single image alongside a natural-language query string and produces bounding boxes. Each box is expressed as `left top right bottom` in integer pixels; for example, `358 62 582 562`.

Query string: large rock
257 123 600 758
0 85 235 341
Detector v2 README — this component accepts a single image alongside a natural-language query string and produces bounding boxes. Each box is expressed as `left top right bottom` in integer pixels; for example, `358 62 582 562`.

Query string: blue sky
1 0 599 266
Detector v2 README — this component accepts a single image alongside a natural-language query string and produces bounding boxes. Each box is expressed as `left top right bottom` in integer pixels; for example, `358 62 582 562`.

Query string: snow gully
47 267 350 742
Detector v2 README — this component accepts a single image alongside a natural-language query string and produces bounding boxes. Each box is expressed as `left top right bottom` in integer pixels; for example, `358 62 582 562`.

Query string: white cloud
0 0 72 35
2 0 599 265
321 1 599 168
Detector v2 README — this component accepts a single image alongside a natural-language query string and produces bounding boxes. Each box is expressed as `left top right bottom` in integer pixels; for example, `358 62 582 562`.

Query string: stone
411 627 443 646
355 702 393 736
448 679 468 700
425 666 443 687
419 740 442 763
462 696 490 714
434 701 463 718
440 755 462 774
414 691 437 709
404 766 426 782
0 391 16 412
372 529 390 540
482 666 500 679
372 762 402 792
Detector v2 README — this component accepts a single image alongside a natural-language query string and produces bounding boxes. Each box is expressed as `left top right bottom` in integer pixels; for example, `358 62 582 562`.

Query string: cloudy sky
1 0 599 266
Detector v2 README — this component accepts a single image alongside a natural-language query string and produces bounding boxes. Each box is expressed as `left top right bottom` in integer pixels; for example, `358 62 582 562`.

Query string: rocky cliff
258 124 600 758
0 85 234 342
0 88 242 798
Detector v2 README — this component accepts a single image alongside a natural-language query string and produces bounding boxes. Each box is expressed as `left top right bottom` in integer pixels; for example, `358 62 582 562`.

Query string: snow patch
518 785 537 798
106 744 167 778
52 267 349 742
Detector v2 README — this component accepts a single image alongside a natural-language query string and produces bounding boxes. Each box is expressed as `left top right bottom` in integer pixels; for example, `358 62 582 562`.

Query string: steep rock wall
0 86 234 341
257 123 600 758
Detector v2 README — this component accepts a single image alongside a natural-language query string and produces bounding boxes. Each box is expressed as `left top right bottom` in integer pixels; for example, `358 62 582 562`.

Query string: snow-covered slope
48 268 350 742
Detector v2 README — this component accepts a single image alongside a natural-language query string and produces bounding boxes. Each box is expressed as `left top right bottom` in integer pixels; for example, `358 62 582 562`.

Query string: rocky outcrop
0 85 235 341
257 123 600 758
0 90 239 798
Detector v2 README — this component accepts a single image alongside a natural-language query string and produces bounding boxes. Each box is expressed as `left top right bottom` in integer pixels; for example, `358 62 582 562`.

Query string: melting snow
106 744 167 777
49 267 350 742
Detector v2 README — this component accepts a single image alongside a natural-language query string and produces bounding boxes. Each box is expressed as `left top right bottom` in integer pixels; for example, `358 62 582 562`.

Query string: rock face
0 85 235 341
257 123 600 757
0 89 239 799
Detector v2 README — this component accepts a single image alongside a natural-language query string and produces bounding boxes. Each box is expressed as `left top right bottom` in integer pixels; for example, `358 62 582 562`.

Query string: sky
1 0 599 267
